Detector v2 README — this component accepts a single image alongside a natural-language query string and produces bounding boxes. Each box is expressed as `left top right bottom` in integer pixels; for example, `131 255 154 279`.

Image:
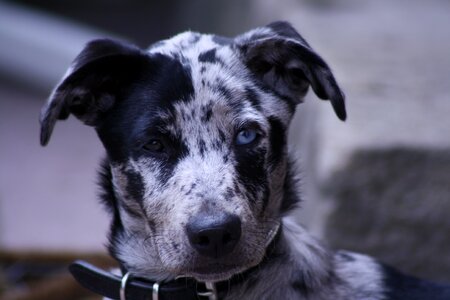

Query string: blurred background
0 0 449 298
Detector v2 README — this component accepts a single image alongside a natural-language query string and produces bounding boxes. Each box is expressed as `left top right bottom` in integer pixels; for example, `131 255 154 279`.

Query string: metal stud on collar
120 272 132 300
152 282 160 300
197 281 218 300
120 272 160 300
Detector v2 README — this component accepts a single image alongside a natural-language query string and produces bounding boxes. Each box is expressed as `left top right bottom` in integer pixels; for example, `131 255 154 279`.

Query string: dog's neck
222 216 334 299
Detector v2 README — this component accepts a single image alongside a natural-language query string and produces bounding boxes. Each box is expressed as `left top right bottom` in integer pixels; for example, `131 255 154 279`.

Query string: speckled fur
40 22 450 299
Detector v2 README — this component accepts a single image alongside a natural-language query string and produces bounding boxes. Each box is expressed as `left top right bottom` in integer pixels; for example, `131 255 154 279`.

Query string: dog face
40 22 345 282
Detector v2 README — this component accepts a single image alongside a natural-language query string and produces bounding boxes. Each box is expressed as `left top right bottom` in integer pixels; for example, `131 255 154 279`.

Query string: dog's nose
186 213 241 258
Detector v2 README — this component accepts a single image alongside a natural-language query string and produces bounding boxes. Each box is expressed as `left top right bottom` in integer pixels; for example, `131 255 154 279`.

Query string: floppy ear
236 21 346 120
39 39 149 146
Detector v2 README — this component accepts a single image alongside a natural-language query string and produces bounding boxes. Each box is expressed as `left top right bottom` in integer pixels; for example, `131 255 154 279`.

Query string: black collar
69 260 218 300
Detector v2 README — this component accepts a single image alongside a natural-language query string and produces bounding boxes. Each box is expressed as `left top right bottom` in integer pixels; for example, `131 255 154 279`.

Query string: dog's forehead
128 30 294 146
145 32 264 124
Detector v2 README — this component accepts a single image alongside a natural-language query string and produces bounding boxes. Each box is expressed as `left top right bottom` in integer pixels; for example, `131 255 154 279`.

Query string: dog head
40 21 345 282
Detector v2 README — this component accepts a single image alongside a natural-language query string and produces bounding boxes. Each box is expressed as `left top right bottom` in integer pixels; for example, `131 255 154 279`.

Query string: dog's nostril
222 232 231 244
198 235 210 246
186 214 241 258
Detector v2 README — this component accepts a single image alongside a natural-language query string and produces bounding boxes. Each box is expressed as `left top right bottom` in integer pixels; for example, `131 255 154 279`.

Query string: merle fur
40 21 450 299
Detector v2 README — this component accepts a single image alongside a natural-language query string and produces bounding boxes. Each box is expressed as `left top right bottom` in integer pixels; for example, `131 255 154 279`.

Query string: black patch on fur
185 183 197 196
122 168 145 203
228 99 246 114
97 158 124 260
172 242 180 250
198 48 218 63
98 159 121 222
212 139 223 151
198 138 207 157
234 145 268 207
156 142 189 186
201 103 213 123
218 130 227 143
268 117 286 167
39 39 153 146
225 187 234 201
382 264 450 300
96 53 193 164
216 82 234 101
147 219 156 231
245 86 261 110
93 53 192 188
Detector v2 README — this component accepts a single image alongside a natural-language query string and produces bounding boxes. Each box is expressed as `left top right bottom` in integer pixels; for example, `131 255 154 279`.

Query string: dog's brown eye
143 139 164 152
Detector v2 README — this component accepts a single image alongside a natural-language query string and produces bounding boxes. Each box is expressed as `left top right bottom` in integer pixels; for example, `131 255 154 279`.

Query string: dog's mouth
182 263 247 282
153 220 281 282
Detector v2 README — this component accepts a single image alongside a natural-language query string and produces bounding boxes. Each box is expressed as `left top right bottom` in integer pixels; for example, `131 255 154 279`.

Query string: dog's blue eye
143 139 164 152
236 128 258 145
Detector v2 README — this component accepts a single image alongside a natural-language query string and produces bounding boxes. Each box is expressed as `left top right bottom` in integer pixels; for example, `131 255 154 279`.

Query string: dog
40 21 450 299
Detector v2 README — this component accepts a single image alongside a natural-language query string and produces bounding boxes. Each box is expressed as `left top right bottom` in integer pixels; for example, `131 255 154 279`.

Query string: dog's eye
143 139 165 153
236 128 258 145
